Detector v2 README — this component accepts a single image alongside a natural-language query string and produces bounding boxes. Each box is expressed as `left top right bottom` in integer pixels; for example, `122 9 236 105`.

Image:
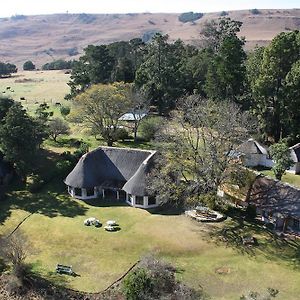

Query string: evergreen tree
0 103 41 181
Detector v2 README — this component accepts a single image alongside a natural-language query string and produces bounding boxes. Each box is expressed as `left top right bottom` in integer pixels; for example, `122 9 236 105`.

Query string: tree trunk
107 139 113 147
133 122 138 143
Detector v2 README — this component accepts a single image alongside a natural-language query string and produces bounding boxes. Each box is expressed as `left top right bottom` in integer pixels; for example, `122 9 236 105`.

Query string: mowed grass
0 188 300 299
260 170 300 188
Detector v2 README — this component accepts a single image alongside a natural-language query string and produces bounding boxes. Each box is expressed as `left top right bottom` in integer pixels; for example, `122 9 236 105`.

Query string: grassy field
0 70 70 113
0 70 300 299
260 170 300 188
0 181 300 299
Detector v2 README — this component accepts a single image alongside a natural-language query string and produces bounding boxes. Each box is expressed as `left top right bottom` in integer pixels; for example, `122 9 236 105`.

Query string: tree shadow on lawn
0 185 88 225
82 198 129 208
208 215 300 268
83 198 184 216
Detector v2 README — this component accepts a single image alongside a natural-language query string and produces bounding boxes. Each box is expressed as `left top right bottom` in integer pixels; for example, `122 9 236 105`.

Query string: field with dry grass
0 70 70 112
1 9 300 67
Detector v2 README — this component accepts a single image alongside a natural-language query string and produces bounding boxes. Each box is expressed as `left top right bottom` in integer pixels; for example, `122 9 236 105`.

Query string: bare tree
128 89 150 143
0 231 29 279
148 95 256 207
48 118 70 142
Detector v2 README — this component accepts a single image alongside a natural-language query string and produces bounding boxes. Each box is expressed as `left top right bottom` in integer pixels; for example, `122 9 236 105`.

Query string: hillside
0 9 300 68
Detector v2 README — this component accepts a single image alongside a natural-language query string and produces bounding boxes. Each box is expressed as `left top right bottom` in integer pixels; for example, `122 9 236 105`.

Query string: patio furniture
104 225 117 231
56 264 74 276
106 220 116 226
84 217 99 226
94 220 101 227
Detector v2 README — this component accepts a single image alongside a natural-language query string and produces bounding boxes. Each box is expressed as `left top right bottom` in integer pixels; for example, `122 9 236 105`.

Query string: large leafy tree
205 35 246 102
250 31 300 142
23 60 35 71
283 60 300 142
0 103 42 181
66 45 115 99
202 18 246 102
72 82 132 146
135 34 187 114
201 17 243 53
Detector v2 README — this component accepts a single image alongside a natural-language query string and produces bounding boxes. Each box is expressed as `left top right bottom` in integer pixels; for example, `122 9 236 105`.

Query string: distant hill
0 9 300 68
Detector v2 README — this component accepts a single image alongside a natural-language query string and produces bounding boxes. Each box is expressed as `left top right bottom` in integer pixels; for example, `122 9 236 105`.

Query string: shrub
23 60 35 71
55 160 74 178
122 268 153 300
250 8 260 15
123 256 204 300
139 117 162 141
178 12 204 23
115 127 130 142
60 105 71 118
220 11 228 16
73 142 89 159
200 193 218 210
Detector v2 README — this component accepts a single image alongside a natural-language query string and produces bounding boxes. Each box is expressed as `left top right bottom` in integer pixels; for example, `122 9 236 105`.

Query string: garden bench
56 264 74 275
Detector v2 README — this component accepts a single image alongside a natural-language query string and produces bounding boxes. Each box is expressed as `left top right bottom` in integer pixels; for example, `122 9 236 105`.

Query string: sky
1 0 299 17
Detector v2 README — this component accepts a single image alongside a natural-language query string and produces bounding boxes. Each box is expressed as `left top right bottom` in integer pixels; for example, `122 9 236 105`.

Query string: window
128 194 132 203
74 188 82 196
135 196 144 205
148 197 156 205
86 188 94 197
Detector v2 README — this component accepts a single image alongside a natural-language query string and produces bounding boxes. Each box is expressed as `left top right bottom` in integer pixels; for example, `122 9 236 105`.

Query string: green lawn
260 170 300 188
0 183 300 299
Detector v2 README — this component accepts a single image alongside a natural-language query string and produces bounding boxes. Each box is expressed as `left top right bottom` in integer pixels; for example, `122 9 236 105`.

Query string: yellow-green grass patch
1 190 300 299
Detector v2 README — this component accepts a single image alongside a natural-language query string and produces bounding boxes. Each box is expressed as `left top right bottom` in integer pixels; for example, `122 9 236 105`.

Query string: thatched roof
247 175 300 219
65 147 156 196
239 138 268 155
123 153 154 196
290 143 300 163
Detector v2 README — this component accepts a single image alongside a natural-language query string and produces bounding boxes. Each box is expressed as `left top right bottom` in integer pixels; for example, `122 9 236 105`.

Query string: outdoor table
107 220 116 226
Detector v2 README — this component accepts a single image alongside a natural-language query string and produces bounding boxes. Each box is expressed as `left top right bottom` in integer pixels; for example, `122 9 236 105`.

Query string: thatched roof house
247 175 300 233
238 138 273 168
65 147 157 208
288 143 300 174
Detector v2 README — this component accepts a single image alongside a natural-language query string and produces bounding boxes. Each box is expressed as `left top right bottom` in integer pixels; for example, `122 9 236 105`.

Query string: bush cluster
178 12 204 23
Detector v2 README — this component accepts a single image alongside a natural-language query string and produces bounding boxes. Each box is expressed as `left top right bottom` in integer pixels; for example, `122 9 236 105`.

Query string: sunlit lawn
260 170 300 188
0 183 300 299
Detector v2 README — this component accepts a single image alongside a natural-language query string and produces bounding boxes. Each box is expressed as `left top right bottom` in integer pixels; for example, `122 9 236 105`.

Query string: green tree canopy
269 140 294 180
0 103 42 180
250 30 300 142
23 60 35 71
72 82 132 146
0 62 17 77
135 34 188 114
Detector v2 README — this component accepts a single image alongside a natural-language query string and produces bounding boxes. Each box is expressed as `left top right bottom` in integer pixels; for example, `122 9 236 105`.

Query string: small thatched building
288 143 300 174
238 138 273 168
247 175 300 233
65 147 157 209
